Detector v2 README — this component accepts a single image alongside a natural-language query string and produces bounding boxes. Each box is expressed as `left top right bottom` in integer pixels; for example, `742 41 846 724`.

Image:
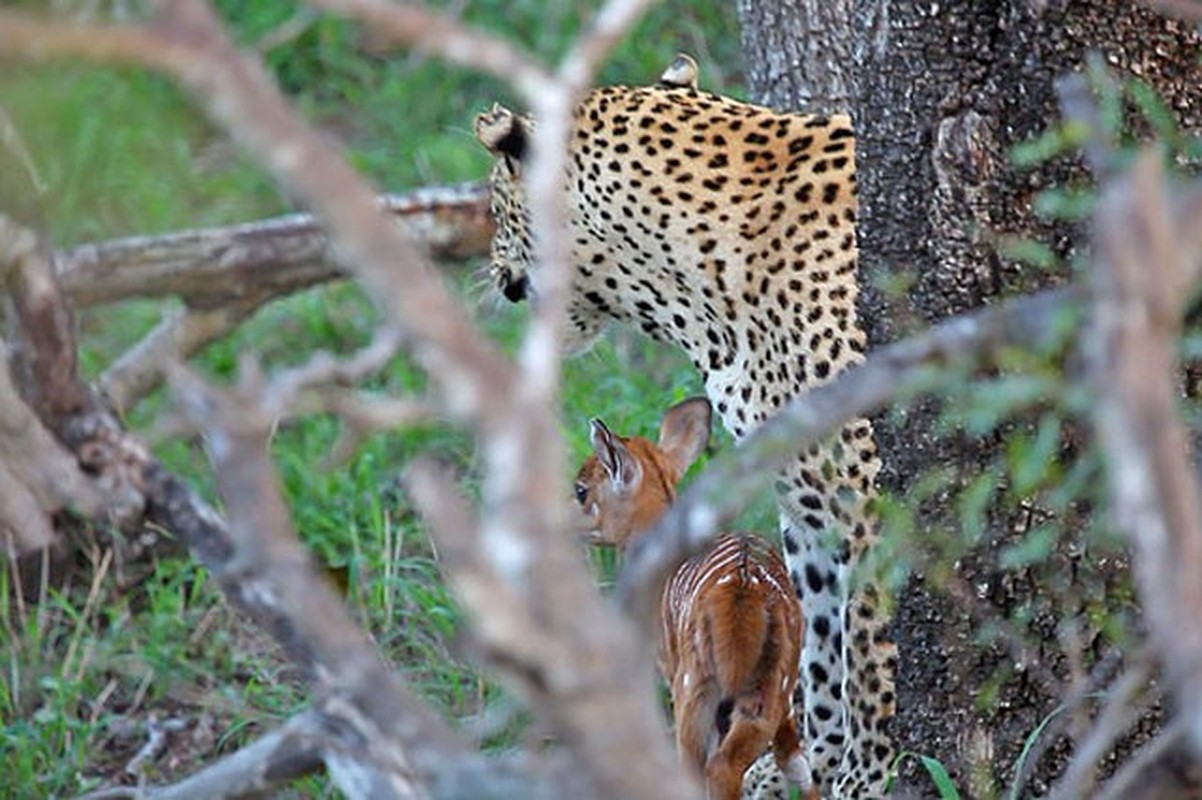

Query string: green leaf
1010 120 1091 167
920 755 963 799
999 523 1059 570
1127 78 1180 148
996 237 1060 270
1007 415 1062 495
1033 186 1097 221
1086 53 1125 143
1046 452 1101 513
1183 134 1202 163
961 374 1058 435
886 751 962 799
958 470 998 545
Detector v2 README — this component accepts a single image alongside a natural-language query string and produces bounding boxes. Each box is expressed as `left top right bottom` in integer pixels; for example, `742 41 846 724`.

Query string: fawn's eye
574 483 589 505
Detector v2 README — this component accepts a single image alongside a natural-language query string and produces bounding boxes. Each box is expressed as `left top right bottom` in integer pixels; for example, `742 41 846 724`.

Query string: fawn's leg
772 709 817 799
706 711 775 800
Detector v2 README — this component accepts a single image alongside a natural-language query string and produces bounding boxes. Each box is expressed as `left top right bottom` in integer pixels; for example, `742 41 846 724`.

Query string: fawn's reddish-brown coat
574 397 815 800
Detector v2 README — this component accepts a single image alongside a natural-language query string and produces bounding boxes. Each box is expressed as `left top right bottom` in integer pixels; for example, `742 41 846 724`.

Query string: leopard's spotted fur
475 55 896 798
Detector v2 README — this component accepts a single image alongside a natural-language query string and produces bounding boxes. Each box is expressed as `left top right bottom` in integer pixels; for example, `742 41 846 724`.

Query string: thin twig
1093 719 1189 800
517 0 661 399
124 717 189 777
81 711 326 800
941 572 1060 696
1009 645 1130 794
1046 657 1158 800
261 325 404 418
99 298 270 412
1087 148 1202 755
165 364 470 799
303 0 553 100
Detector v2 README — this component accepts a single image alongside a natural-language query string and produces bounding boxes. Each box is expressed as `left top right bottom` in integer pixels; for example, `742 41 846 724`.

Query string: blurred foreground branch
0 2 692 797
1059 66 1202 797
616 285 1080 618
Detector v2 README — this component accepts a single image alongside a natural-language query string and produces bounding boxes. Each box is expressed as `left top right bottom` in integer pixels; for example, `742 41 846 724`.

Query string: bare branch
2 217 92 423
0 216 131 553
1086 147 1202 756
402 458 548 666
0 461 57 554
0 339 105 551
99 298 269 412
303 0 553 99
314 392 438 430
1048 657 1158 800
58 185 492 308
259 325 403 416
296 391 440 466
1143 0 1202 23
403 458 700 800
1093 720 1196 800
557 0 661 88
517 0 660 398
161 365 474 798
124 717 190 779
79 711 326 799
616 286 1080 615
145 325 426 455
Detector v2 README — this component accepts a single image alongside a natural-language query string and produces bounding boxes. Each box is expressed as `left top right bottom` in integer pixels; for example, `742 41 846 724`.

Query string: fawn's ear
474 103 529 173
657 397 712 475
589 419 642 494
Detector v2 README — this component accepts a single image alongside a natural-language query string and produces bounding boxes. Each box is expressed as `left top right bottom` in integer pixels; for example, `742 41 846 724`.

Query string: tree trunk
738 0 1202 794
736 0 856 114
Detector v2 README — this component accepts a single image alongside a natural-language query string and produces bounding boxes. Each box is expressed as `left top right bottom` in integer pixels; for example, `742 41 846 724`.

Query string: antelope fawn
573 397 816 800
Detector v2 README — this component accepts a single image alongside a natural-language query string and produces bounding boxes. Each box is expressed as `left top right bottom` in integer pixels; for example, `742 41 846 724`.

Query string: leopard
475 54 896 798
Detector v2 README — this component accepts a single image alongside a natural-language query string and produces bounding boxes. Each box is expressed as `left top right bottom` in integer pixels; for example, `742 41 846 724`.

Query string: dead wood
0 216 126 555
58 184 492 309
78 712 325 800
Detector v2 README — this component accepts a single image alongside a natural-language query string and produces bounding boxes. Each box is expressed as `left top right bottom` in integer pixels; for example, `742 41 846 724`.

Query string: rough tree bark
735 0 855 114
738 0 1201 794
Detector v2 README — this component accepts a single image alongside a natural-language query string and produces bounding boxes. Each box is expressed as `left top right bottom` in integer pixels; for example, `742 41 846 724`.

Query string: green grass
0 1 744 795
